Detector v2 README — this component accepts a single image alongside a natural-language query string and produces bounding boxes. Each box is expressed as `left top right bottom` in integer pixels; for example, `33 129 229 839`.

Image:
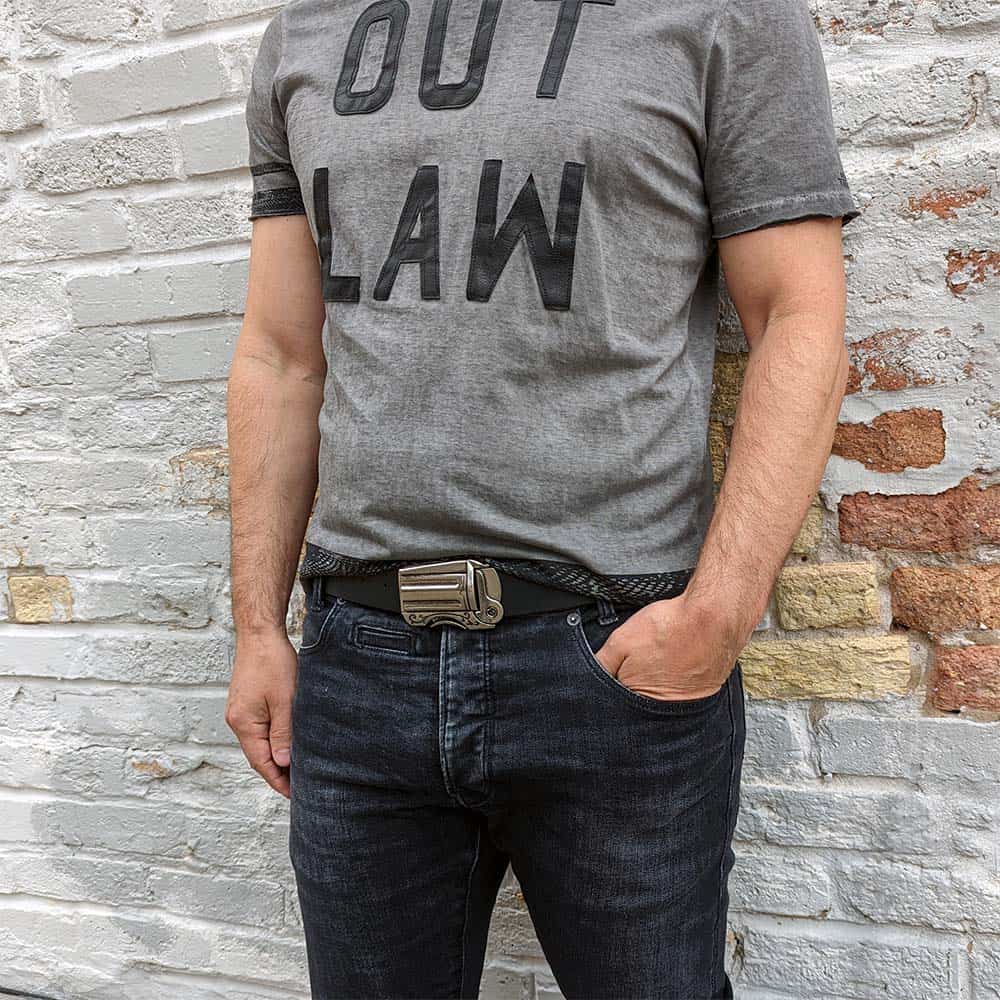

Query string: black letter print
467 160 585 311
314 167 361 302
535 0 615 99
335 0 409 115
374 166 441 301
420 0 503 110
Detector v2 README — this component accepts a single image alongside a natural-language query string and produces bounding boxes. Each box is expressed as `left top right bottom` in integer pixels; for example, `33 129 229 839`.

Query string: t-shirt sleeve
703 0 860 240
245 11 307 221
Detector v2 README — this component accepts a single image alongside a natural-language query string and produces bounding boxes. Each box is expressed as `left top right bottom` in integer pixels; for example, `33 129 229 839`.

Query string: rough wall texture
0 1 998 998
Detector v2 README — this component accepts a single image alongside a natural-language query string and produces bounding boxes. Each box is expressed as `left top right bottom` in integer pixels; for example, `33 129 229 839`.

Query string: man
225 0 858 996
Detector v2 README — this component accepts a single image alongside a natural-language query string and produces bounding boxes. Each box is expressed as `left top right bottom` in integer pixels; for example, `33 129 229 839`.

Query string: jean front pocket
298 597 346 655
567 608 729 716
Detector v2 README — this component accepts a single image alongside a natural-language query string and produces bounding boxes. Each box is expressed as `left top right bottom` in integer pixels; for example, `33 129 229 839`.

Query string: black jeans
289 585 746 999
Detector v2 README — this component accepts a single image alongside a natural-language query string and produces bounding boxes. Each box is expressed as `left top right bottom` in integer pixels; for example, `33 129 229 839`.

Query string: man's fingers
595 635 627 676
269 704 292 768
241 731 291 798
229 714 291 798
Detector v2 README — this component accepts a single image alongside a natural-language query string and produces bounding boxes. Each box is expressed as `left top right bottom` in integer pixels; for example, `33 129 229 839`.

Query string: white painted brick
0 198 130 263
932 0 1000 29
478 964 532 1000
66 389 227 448
6 793 292 872
0 396 67 449
0 680 228 741
3 735 263 810
0 271 70 330
737 920 959 998
21 129 179 193
67 570 212 626
1 512 97 567
736 783 942 855
67 258 248 327
731 848 834 919
129 187 252 252
180 113 249 175
836 856 1000 933
743 702 818 780
0 70 43 133
1 454 172 509
92 513 230 566
0 904 307 993
813 0 922 43
830 58 975 145
149 323 240 382
4 327 152 389
0 630 231 684
62 44 231 125
18 0 157 53
164 0 281 32
970 943 1000 1000
817 709 1000 783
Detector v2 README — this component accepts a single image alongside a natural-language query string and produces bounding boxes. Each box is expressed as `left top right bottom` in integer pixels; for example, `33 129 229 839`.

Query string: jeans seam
713 671 738 993
458 824 482 997
482 632 495 806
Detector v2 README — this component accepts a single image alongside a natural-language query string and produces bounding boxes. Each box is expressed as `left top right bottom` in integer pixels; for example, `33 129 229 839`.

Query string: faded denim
289 581 746 999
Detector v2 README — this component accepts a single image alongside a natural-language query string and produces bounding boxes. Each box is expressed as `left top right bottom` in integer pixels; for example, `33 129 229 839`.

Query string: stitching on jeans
297 598 343 653
458 824 482 996
481 631 494 805
438 626 465 805
712 671 738 992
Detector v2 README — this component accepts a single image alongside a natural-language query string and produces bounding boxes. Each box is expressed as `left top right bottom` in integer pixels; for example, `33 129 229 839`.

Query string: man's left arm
595 215 849 699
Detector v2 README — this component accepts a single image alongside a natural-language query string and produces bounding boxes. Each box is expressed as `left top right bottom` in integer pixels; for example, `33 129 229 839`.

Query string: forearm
227 344 325 637
684 313 849 646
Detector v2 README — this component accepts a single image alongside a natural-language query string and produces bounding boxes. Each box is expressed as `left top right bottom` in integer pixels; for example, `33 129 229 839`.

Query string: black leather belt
316 557 593 629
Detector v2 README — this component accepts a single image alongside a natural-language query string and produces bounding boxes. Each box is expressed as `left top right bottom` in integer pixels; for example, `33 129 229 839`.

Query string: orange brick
891 565 1000 633
838 476 1000 552
833 408 945 473
932 646 1000 712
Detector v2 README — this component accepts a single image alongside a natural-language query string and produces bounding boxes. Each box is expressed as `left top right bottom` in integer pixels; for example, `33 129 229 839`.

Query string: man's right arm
225 213 327 798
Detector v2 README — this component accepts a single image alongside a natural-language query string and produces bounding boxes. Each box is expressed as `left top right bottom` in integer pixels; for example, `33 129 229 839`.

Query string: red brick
932 645 1000 712
845 327 943 394
838 476 1000 552
833 408 945 472
891 565 1000 633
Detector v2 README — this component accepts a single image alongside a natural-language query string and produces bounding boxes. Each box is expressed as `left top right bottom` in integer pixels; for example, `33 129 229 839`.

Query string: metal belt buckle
397 559 504 629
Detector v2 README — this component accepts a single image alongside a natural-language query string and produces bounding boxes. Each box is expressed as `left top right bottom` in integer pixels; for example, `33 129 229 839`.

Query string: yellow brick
711 352 748 422
776 562 881 630
739 636 910 700
8 574 73 623
790 501 824 555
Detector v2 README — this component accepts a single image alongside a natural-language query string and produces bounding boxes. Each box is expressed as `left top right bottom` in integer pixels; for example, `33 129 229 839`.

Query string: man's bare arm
686 217 849 645
596 216 849 698
225 214 326 796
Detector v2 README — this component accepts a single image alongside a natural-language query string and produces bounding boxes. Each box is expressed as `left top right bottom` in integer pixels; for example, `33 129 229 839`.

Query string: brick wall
0 1 997 998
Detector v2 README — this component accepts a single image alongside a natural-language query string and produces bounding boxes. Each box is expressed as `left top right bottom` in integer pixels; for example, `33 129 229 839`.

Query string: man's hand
592 595 742 701
225 629 298 798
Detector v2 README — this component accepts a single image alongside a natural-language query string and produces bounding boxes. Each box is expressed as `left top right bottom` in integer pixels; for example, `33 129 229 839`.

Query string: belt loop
306 576 322 611
597 597 617 625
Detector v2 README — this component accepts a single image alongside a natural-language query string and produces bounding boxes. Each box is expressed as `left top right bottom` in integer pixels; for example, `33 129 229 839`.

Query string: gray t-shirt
245 0 858 601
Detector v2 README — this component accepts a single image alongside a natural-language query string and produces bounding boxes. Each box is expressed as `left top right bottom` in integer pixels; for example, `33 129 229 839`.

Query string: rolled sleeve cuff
249 161 307 220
